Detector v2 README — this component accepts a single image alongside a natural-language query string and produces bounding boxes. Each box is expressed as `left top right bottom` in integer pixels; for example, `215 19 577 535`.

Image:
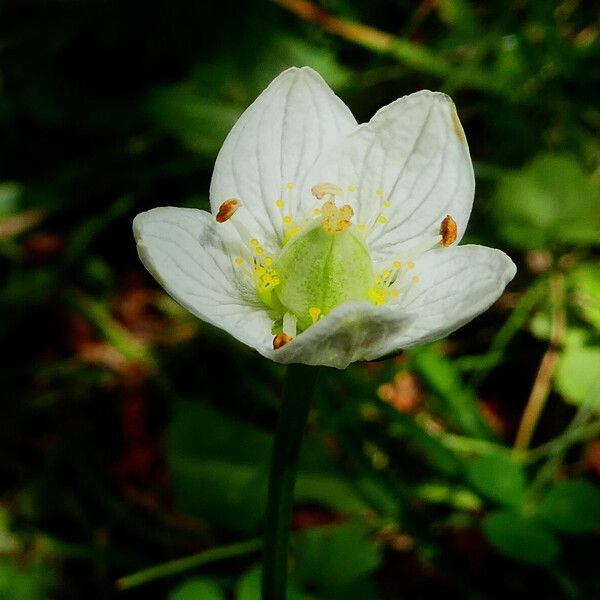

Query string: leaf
0 558 56 600
145 87 242 157
571 263 600 331
493 154 600 249
292 523 382 595
538 479 600 533
236 565 304 600
169 577 225 600
465 453 527 507
165 401 371 531
554 345 600 409
482 509 559 565
0 182 22 215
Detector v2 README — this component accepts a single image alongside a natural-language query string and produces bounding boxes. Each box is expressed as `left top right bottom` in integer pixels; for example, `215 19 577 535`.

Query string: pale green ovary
273 223 374 331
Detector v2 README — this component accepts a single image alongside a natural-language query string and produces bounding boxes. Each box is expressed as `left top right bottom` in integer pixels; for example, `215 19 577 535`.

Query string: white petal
391 245 516 348
133 207 272 352
209 67 357 249
307 91 474 262
265 301 414 369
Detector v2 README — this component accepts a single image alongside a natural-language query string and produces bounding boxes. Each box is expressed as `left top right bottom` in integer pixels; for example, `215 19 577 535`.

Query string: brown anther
216 199 241 223
311 182 344 200
273 332 293 350
440 215 458 247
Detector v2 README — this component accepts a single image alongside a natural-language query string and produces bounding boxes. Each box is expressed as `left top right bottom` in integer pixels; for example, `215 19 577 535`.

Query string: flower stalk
262 364 320 600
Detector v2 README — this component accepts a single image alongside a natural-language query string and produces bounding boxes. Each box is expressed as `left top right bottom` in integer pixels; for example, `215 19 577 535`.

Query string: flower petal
391 244 516 348
133 207 272 352
209 67 357 249
307 91 474 262
265 301 414 369
267 244 514 368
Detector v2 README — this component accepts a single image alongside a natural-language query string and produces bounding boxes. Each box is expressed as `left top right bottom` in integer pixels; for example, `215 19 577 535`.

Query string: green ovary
273 224 374 331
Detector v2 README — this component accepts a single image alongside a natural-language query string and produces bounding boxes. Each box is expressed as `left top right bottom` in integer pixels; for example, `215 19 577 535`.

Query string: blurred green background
1 0 600 598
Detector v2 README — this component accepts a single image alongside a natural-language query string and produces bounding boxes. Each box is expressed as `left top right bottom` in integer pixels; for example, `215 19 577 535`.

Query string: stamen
440 215 458 247
283 312 297 337
311 182 344 200
234 257 244 265
250 239 259 247
216 199 241 223
368 289 386 305
377 216 387 225
276 199 284 209
322 201 354 232
309 307 321 324
273 332 293 349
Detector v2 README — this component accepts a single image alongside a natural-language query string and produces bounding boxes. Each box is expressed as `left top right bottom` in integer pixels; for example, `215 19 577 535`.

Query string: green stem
116 538 261 590
525 419 600 463
262 364 320 600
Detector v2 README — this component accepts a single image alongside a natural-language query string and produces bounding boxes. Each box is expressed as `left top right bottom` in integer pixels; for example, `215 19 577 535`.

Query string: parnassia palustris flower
133 67 516 369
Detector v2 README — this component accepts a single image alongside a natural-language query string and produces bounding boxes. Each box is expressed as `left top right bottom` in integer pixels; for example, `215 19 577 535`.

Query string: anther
311 182 344 200
322 202 354 232
216 199 241 223
273 333 293 350
440 215 458 247
368 289 386 305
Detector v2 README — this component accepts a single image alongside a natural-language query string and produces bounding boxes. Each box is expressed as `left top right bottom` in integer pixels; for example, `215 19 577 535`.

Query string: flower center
274 213 374 331
215 185 458 348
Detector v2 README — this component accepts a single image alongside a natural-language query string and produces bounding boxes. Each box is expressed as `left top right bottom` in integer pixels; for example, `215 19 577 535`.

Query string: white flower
133 67 516 369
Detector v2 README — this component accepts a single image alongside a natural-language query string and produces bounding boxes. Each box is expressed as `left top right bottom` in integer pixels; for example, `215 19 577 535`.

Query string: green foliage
291 523 382 599
555 345 600 408
169 577 225 600
0 559 55 600
166 401 371 531
236 565 304 600
493 154 600 250
538 480 600 534
482 510 559 565
465 453 527 507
